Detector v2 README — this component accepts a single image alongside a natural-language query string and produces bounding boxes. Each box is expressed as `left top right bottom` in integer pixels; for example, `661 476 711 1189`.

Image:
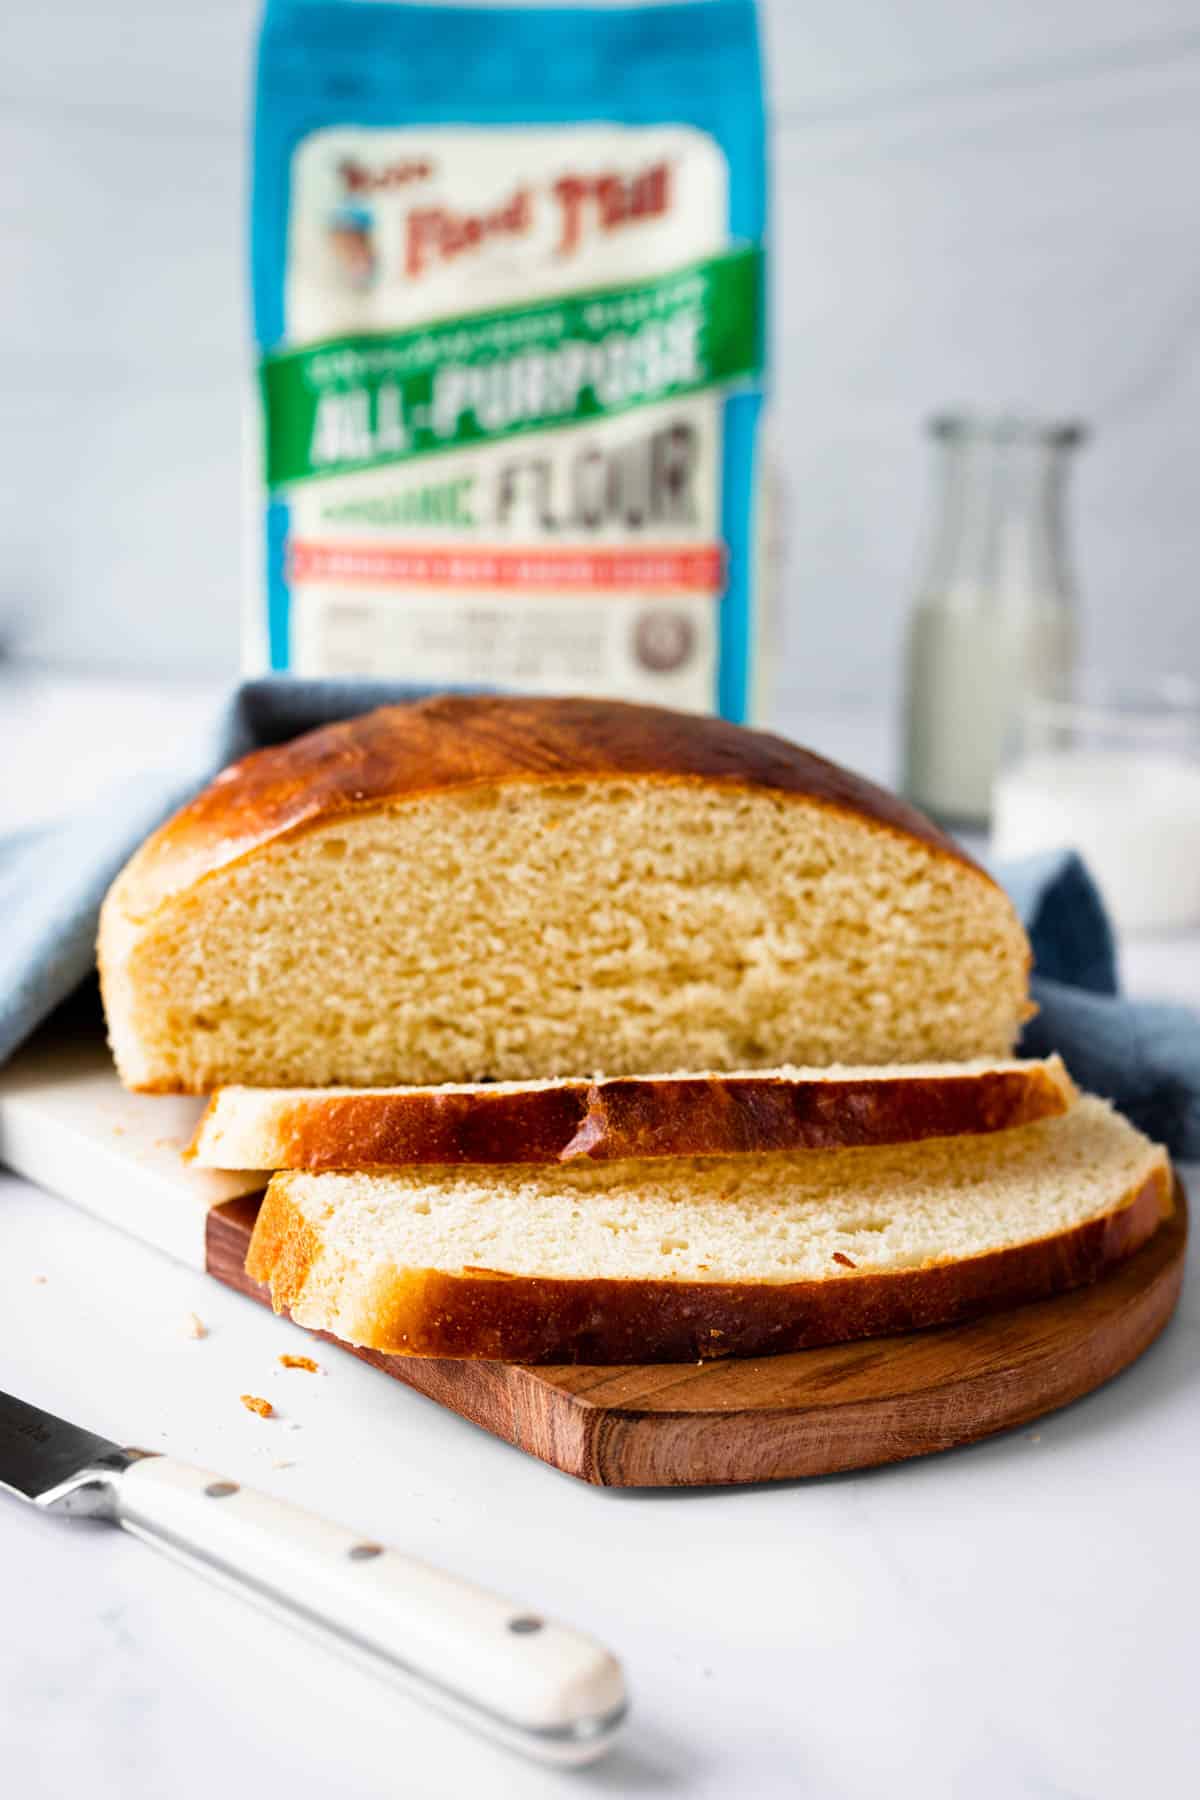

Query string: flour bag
250 0 768 720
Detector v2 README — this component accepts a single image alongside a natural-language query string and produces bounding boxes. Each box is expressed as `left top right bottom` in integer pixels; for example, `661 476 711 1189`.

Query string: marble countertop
1 671 1197 1800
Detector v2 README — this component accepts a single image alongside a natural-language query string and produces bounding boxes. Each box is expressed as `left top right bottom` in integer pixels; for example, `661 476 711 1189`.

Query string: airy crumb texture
240 1394 274 1418
278 1353 319 1372
100 748 1029 1091
245 1097 1171 1363
191 1056 1075 1171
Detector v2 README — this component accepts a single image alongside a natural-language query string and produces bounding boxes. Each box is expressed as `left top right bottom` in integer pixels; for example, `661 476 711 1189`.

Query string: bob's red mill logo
337 156 672 278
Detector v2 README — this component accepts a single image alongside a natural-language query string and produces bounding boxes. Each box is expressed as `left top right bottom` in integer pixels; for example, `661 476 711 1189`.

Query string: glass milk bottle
902 415 1085 826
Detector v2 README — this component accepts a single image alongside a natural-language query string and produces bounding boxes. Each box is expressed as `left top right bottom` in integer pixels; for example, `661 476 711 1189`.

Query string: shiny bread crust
103 693 994 925
195 1059 1076 1171
243 1161 1172 1365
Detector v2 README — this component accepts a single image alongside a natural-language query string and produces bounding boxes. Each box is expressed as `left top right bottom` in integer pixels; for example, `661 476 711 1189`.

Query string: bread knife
0 1387 627 1765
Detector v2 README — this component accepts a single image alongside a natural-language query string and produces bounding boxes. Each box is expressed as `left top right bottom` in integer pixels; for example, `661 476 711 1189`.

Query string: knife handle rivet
205 1481 239 1499
348 1542 384 1561
507 1615 544 1635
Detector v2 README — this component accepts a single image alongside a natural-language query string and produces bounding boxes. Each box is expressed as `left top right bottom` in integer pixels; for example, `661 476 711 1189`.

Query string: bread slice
244 1097 1171 1363
98 695 1031 1092
192 1056 1076 1171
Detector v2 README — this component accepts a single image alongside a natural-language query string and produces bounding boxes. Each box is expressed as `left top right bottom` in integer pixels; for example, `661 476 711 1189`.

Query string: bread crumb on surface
240 1394 274 1418
278 1353 319 1372
271 1457 295 1470
183 1312 208 1339
283 1419 302 1432
32 1274 47 1286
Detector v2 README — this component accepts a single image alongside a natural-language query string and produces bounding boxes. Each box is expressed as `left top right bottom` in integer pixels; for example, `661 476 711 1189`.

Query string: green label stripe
260 246 763 488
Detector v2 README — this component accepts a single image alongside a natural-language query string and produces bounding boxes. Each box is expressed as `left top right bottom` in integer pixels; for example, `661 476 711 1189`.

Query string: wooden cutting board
0 1034 1187 1488
207 1186 1187 1486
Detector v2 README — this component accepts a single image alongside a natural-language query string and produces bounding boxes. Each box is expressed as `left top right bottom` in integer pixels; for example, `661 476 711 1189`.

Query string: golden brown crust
109 694 990 922
196 1061 1075 1170
244 1189 322 1299
244 1163 1172 1365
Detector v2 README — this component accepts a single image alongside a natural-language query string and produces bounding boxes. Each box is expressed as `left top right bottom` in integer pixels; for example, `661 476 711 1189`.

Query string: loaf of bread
191 1056 1075 1170
244 1097 1170 1363
100 696 1031 1092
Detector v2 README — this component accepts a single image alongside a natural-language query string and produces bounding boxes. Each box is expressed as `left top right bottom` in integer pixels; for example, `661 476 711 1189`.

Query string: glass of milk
992 675 1200 933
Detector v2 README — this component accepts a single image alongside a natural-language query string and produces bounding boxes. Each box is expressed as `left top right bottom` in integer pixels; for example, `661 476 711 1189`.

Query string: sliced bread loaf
99 696 1031 1092
244 1097 1171 1363
192 1056 1076 1171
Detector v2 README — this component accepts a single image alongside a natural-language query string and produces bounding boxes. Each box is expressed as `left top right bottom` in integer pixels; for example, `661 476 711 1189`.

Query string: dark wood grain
205 1182 1187 1488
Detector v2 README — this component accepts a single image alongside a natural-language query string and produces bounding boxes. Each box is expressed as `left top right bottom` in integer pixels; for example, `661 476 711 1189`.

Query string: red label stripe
289 541 726 593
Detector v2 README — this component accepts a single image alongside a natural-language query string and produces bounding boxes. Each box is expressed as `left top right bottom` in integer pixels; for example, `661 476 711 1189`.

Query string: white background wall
3 0 1199 715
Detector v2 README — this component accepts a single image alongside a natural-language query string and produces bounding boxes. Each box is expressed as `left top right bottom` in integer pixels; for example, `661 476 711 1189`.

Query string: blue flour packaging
250 0 768 720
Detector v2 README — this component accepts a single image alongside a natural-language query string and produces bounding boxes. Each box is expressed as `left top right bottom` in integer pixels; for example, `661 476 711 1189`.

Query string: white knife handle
109 1456 625 1765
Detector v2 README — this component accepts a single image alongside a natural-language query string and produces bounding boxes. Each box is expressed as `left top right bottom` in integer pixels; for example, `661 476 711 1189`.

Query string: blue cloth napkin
3 680 1199 1159
1006 850 1200 1156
